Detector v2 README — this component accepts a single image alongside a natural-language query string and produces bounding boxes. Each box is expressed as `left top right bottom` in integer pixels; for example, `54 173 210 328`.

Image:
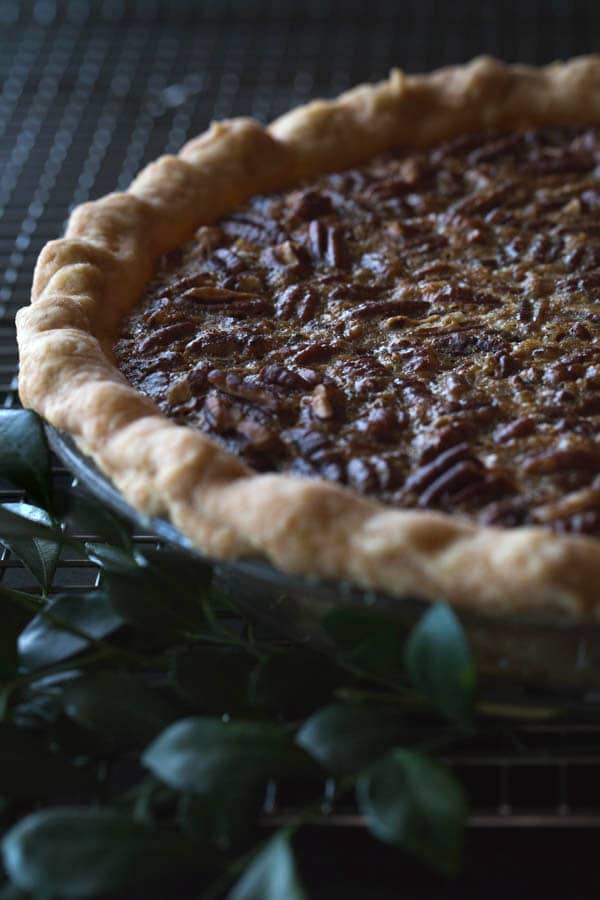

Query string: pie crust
16 56 600 620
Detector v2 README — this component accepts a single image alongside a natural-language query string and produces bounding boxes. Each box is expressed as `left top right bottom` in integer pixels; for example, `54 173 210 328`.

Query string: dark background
1 0 600 896
2 0 600 407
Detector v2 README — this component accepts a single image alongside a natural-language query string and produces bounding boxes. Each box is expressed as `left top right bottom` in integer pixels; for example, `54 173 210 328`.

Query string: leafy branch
0 410 565 899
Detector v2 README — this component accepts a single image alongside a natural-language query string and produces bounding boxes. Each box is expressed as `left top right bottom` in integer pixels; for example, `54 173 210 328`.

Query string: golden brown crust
16 56 600 620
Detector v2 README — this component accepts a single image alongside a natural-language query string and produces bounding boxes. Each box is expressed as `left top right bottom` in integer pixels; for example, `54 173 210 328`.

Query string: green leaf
84 541 136 575
12 667 89 731
60 486 132 550
2 807 192 897
144 717 306 796
166 640 323 845
0 590 30 680
357 748 467 876
87 542 209 634
0 503 61 543
296 704 404 776
1 503 61 592
228 832 307 900
18 591 124 670
404 603 475 725
321 607 403 674
2 503 62 592
62 672 178 747
0 410 52 508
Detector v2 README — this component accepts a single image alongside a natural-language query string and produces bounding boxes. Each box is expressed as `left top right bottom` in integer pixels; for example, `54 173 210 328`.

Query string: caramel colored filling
115 126 600 535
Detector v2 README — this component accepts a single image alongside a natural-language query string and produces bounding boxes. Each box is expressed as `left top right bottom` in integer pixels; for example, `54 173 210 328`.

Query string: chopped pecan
236 415 286 458
451 185 511 216
203 392 242 432
218 299 274 318
466 132 525 163
452 471 515 506
138 322 196 353
527 234 563 264
524 446 600 474
518 298 533 323
308 221 348 267
347 455 403 493
296 367 321 386
419 422 473 463
397 347 438 376
265 240 310 275
419 459 485 506
167 377 191 406
310 388 333 421
310 383 345 421
182 285 258 303
405 443 473 494
193 225 223 255
544 361 585 384
569 322 592 340
495 353 520 378
211 246 246 274
188 365 210 396
160 272 214 298
260 365 315 390
288 427 333 457
412 261 457 280
355 406 405 442
348 298 429 320
534 486 600 524
291 190 334 221
326 225 349 268
234 273 264 293
185 331 241 357
275 284 320 322
493 417 536 443
308 219 327 258
426 282 501 308
221 211 283 243
292 342 337 365
136 349 182 375
287 428 346 482
207 370 279 410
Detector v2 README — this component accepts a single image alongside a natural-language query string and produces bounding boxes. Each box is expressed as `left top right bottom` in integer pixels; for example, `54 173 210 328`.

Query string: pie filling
115 126 600 535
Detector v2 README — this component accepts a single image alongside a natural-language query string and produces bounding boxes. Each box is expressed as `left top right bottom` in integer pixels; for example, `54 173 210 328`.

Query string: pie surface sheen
16 56 600 619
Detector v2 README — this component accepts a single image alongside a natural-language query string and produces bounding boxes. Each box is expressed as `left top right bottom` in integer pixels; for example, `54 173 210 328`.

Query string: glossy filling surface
115 127 600 535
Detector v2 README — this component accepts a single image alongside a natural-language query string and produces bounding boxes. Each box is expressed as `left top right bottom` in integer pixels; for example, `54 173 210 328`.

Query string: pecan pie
16 57 600 619
115 126 600 535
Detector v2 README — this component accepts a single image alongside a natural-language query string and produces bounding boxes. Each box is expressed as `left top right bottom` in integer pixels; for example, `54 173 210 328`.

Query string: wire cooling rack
2 1 600 894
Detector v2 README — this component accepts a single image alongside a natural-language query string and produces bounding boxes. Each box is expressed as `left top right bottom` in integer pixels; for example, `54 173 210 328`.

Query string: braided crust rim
16 56 600 620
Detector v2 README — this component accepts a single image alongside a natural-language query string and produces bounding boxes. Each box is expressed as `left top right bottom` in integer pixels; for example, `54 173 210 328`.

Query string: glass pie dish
48 424 600 704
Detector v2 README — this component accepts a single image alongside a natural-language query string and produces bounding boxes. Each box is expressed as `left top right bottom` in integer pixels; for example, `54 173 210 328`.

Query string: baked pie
16 57 600 618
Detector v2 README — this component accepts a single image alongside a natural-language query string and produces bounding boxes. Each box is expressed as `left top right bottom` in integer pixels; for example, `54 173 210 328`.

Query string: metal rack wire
2 0 600 864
